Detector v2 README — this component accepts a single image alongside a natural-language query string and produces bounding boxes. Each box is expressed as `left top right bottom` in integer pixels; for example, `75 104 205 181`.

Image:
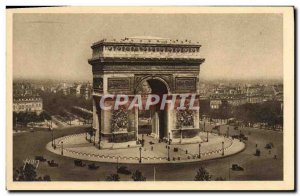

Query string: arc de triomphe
88 37 205 148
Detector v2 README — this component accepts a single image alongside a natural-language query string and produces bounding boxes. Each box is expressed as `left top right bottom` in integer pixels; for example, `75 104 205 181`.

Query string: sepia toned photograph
6 7 294 191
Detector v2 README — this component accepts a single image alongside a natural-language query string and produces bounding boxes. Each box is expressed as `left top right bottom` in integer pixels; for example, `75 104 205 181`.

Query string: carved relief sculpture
111 106 128 132
176 109 194 128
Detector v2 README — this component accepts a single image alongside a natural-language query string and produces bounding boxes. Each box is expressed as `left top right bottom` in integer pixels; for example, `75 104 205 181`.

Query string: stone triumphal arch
88 36 205 148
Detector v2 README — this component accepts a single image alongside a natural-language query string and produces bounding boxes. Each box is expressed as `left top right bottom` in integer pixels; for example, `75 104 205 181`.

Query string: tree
105 174 120 181
14 163 37 181
40 91 92 115
194 167 211 181
13 163 52 181
131 170 146 181
232 101 283 127
215 176 226 181
43 175 51 181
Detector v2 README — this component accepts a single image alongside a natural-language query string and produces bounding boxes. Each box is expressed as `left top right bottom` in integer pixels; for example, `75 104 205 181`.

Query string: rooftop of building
92 36 201 48
13 96 42 102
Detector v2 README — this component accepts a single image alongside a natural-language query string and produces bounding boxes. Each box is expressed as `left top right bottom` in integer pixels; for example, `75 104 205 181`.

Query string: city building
13 96 43 114
210 99 222 109
80 82 92 100
70 84 82 97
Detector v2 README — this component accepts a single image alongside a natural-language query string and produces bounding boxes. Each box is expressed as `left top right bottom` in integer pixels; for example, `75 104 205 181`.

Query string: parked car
265 143 274 149
255 149 261 156
240 134 248 140
35 156 47 162
47 160 58 167
88 163 99 170
117 166 131 175
232 134 248 141
74 159 86 167
231 164 244 171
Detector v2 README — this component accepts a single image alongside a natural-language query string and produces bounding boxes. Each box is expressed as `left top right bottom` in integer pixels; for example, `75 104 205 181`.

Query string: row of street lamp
48 121 64 155
52 121 227 162
138 141 224 163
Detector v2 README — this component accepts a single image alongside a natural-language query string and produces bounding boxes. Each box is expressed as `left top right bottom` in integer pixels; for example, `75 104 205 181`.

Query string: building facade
13 96 43 114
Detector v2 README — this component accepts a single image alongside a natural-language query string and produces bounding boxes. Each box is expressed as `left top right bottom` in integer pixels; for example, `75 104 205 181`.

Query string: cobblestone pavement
46 132 245 164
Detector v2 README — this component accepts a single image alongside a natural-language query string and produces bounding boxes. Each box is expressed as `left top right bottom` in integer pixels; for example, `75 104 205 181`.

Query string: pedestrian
151 146 153 151
186 150 188 154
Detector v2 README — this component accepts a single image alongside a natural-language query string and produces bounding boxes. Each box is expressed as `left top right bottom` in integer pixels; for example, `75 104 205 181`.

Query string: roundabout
46 132 245 164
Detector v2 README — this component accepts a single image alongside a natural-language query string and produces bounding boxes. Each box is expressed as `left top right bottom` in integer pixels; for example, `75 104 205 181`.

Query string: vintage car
35 155 47 162
240 134 248 140
47 160 58 167
255 149 261 156
117 166 131 175
88 163 99 170
231 164 244 171
74 159 86 167
232 134 248 141
265 143 274 149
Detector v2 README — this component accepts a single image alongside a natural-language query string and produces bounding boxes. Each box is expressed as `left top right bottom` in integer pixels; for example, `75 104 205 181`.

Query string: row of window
13 103 42 110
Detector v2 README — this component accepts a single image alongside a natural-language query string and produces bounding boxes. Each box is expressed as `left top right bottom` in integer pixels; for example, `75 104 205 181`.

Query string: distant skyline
13 13 283 81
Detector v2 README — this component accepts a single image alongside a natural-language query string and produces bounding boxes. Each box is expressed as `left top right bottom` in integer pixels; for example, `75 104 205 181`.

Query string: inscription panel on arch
107 78 131 93
175 77 197 93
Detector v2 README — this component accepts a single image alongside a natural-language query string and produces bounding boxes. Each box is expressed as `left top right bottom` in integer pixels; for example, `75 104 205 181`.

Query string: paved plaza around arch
46 132 245 164
13 124 283 181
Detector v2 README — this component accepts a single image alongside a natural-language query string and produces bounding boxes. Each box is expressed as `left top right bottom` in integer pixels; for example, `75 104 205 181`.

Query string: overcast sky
13 13 283 81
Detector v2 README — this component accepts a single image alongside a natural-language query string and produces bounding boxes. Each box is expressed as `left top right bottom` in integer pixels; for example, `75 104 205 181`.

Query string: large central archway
136 77 169 140
88 37 205 148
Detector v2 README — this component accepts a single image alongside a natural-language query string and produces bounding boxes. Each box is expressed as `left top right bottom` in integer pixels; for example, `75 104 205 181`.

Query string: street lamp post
167 146 170 161
90 130 92 143
98 130 101 149
198 143 201 159
180 129 183 144
98 111 102 149
51 126 54 147
49 125 52 145
227 126 229 138
61 141 64 155
139 147 142 163
229 164 231 180
117 156 119 170
239 130 242 142
93 128 96 146
222 141 224 156
205 122 209 142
